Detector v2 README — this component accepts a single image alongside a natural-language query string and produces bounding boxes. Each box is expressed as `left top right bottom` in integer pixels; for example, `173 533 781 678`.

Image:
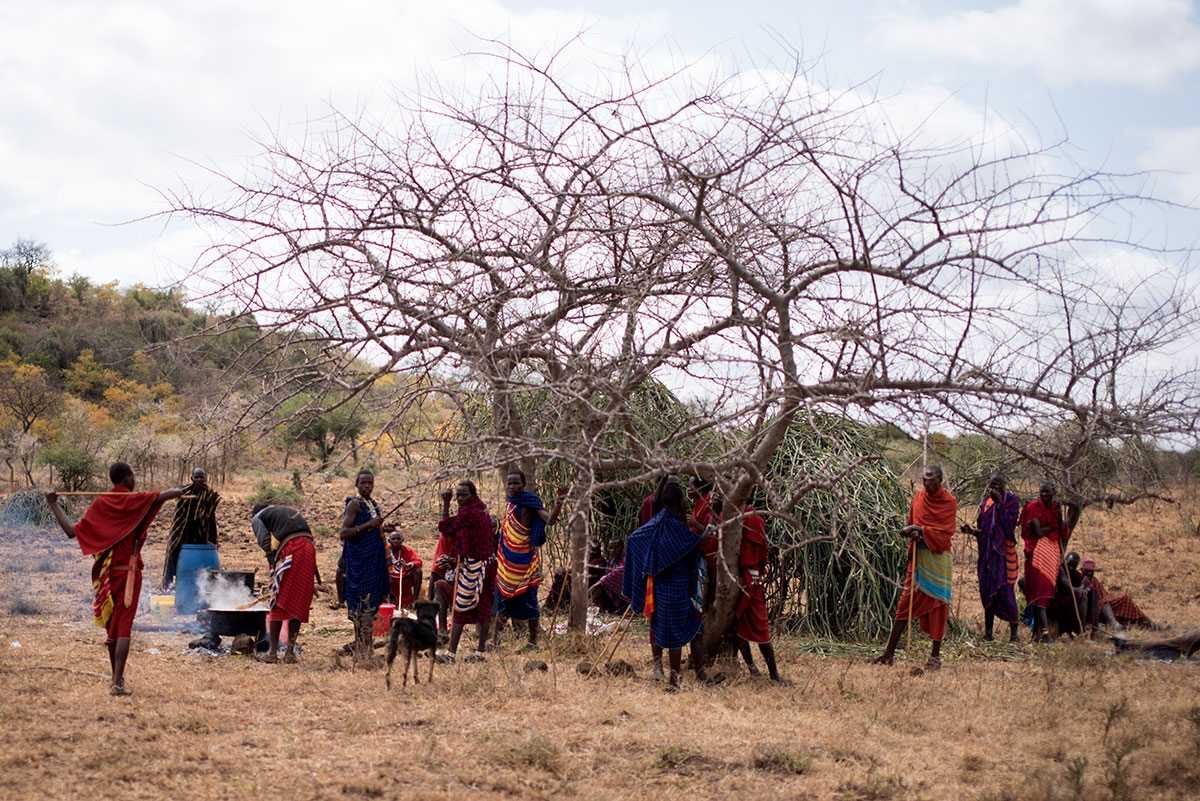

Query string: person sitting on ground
1079 558 1158 630
252 503 321 664
46 462 184 696
709 490 790 684
589 536 629 615
387 530 423 611
438 480 497 662
622 474 721 691
1046 551 1089 637
872 464 957 671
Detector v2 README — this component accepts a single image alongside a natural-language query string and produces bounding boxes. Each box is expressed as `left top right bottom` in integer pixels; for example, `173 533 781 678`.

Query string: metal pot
209 607 267 638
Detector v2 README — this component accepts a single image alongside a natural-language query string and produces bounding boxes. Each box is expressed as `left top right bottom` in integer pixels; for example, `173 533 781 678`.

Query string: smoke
200 571 262 610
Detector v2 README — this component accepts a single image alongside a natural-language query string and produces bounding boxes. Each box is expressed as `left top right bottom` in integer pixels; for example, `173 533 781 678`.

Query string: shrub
247 479 301 507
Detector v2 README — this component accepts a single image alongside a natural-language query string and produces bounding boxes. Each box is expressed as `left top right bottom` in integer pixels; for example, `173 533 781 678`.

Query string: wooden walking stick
904 539 916 665
1058 540 1086 636
546 568 570 690
47 491 198 499
586 604 635 680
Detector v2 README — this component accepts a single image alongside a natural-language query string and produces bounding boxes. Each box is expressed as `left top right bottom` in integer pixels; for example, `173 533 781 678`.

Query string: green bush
247 479 302 507
37 443 101 491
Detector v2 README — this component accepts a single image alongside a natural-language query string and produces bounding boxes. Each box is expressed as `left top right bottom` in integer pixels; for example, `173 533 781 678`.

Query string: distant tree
37 442 101 491
64 349 118 401
0 357 62 435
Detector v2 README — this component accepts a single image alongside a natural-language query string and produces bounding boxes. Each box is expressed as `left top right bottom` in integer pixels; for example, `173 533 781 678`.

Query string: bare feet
283 652 298 664
256 653 278 664
771 676 794 686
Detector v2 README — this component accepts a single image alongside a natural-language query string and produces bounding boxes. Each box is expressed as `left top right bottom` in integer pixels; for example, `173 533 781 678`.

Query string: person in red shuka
387 530 423 610
46 462 183 696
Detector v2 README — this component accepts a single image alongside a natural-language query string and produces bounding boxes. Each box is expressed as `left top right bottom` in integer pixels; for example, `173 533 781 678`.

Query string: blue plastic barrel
175 544 220 614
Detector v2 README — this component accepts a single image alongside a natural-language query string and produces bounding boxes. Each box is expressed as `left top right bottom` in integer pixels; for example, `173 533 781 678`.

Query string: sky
2 0 1198 290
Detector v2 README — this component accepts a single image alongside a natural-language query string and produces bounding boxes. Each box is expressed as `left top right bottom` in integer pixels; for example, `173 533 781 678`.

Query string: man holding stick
872 464 957 670
46 462 184 695
437 481 496 662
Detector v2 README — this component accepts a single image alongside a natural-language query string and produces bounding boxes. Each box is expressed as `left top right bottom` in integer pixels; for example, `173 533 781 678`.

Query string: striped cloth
268 536 316 623
453 558 486 613
92 550 115 627
496 493 546 598
914 544 953 605
974 492 1020 622
161 486 220 589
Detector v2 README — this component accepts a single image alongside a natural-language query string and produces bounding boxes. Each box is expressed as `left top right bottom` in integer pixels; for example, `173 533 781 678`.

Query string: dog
385 600 440 689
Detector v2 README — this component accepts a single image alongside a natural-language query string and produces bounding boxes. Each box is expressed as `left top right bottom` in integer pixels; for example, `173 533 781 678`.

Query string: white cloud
1136 126 1200 205
0 1 669 286
870 0 1200 89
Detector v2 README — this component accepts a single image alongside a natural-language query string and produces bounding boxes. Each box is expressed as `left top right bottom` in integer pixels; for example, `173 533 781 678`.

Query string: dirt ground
1 473 1198 801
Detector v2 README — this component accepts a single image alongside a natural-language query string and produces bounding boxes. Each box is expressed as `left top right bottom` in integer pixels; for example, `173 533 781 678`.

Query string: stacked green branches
440 379 722 573
758 416 909 640
437 381 910 640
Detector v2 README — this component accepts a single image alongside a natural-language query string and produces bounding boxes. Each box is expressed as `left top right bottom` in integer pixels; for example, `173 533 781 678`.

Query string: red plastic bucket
373 603 395 636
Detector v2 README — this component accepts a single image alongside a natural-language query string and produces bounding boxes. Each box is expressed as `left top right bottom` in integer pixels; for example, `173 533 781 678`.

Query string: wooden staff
905 539 916 664
379 494 411 520
586 604 635 679
1058 539 1086 636
47 491 197 499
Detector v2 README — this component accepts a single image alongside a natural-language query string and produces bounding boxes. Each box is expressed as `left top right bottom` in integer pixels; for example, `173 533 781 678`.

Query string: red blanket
74 487 164 556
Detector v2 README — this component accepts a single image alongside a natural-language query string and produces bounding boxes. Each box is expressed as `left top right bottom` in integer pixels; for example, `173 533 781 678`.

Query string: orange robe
894 486 957 640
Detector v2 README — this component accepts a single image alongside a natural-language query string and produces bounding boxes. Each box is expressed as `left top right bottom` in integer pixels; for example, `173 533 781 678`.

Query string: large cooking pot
207 570 255 594
209 606 267 638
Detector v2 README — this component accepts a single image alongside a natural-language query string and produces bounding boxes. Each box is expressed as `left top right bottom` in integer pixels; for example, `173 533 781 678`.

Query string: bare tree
168 40 1199 644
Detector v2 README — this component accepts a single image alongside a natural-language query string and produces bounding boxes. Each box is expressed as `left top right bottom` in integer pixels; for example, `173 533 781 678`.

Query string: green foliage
761 416 908 639
247 479 302 507
281 394 368 467
36 442 102 491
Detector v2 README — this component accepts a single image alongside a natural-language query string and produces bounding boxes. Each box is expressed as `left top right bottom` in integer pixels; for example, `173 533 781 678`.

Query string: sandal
110 684 131 697
463 652 486 663
283 653 298 664
256 653 279 664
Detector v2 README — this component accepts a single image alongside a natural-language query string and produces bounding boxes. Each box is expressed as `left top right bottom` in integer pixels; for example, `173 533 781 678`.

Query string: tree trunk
567 484 591 632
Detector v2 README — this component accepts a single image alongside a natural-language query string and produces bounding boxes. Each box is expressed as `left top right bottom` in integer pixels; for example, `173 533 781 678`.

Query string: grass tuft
496 735 563 777
752 743 810 775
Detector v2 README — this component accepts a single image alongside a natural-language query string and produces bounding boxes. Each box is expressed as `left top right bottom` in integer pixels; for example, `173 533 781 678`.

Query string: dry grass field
1 473 1198 801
